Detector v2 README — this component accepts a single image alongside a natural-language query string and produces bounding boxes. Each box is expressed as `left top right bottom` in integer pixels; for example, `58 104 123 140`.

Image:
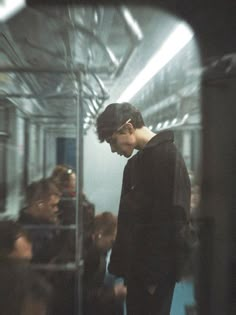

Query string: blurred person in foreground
0 259 52 315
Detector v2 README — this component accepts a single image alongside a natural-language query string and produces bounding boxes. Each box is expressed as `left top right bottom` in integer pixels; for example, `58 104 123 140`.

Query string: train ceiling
0 4 201 131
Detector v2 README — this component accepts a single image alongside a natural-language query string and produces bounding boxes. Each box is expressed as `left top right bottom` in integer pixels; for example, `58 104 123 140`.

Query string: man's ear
126 122 134 134
92 232 102 241
120 122 134 134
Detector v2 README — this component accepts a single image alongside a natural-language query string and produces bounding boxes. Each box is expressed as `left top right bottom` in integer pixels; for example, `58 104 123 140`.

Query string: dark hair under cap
96 102 144 142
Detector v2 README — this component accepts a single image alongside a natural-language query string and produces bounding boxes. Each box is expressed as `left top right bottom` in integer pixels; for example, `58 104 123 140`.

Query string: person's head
26 178 61 223
51 165 76 194
96 102 145 157
92 212 117 253
0 220 32 260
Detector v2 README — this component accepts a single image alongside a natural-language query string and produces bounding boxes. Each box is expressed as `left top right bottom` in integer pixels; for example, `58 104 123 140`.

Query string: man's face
38 194 60 223
107 131 136 158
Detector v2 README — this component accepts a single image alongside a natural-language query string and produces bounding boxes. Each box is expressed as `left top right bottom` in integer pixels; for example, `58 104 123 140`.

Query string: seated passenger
84 212 127 315
18 178 61 263
51 164 76 197
46 171 94 315
51 164 77 227
51 164 95 226
0 219 32 261
51 164 95 258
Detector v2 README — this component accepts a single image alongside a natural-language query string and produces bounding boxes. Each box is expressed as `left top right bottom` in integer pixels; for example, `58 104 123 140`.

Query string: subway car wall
0 1 235 315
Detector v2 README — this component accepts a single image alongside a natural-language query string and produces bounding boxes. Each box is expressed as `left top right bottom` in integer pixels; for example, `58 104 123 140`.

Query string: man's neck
135 126 156 150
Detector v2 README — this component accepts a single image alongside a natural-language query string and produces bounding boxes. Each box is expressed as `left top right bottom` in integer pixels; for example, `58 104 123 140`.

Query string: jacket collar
144 130 174 149
19 208 53 225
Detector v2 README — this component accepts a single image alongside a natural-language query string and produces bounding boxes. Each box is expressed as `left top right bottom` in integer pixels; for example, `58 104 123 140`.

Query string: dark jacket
18 209 61 263
108 130 191 285
83 245 123 315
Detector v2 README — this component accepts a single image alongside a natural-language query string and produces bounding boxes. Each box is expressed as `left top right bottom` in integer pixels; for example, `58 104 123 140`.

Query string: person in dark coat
96 102 191 315
83 212 126 315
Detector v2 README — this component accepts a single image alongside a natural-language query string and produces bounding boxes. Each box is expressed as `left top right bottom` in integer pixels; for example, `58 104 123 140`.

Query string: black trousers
126 276 175 315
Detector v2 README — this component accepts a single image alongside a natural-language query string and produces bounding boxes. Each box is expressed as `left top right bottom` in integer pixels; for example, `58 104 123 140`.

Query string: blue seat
171 280 196 315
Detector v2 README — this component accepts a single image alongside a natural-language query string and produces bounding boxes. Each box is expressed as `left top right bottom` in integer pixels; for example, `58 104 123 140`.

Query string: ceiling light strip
117 23 194 102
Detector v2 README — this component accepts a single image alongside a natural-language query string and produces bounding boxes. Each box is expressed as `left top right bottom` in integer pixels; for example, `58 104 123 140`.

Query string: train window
56 137 76 169
0 3 204 315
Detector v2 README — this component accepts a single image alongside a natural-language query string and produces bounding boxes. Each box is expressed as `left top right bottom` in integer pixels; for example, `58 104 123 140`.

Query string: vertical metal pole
43 126 47 179
24 118 30 185
75 72 84 315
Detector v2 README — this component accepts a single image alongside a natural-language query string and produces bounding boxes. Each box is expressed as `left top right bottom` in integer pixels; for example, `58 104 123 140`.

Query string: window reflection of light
163 120 170 128
156 123 162 130
118 23 193 102
172 118 178 125
0 0 25 22
182 114 189 122
84 117 90 123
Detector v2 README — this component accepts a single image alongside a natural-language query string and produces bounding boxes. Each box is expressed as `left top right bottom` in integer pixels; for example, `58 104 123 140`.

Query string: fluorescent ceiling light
84 117 91 123
117 22 194 102
0 0 25 22
172 118 178 125
163 120 170 128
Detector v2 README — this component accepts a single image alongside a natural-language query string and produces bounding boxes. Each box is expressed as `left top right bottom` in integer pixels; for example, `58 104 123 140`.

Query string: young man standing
96 102 191 315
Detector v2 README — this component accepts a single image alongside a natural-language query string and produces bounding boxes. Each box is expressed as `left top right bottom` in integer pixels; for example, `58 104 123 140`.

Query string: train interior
0 1 235 315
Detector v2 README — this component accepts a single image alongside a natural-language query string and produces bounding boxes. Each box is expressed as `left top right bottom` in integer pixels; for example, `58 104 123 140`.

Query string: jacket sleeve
108 159 135 278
